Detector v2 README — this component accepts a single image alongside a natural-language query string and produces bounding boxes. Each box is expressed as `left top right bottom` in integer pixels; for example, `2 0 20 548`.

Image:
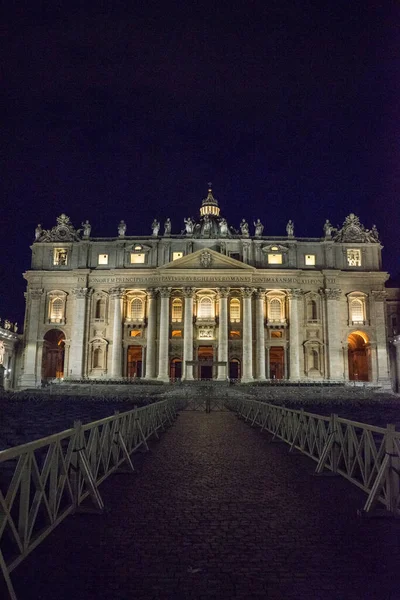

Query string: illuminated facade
19 187 396 389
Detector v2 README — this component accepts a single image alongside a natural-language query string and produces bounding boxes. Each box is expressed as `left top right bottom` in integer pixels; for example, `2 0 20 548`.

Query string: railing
0 399 180 600
228 398 400 517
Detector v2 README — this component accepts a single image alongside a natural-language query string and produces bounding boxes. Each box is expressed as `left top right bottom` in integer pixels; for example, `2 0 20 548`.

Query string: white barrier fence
0 399 179 600
228 398 400 517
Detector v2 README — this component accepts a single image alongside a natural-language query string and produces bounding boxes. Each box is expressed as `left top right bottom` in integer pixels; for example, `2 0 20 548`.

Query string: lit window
350 299 364 323
130 330 142 337
173 252 183 261
98 254 108 265
54 248 68 266
130 298 144 320
268 254 282 265
171 330 182 337
230 330 241 338
131 253 145 264
172 298 183 322
269 298 282 320
271 330 282 338
230 298 240 322
347 249 361 267
305 254 315 266
50 297 64 322
198 297 213 319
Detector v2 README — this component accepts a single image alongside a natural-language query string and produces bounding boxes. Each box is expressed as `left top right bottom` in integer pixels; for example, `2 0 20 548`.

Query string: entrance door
348 332 370 381
170 358 182 380
269 346 284 379
127 346 143 378
42 329 65 380
198 346 214 380
229 359 241 380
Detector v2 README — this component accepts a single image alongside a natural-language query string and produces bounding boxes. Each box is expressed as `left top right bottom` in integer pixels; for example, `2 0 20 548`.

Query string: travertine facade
19 187 396 389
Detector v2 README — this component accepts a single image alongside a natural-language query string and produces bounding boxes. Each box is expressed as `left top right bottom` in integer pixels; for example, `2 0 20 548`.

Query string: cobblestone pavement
7 411 400 600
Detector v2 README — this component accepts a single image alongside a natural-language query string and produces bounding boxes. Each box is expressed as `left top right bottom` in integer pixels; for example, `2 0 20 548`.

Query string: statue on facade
81 220 91 238
202 214 212 235
35 224 42 241
219 217 228 236
0 341 4 365
254 219 264 237
369 224 380 242
118 220 126 237
323 219 333 238
240 219 249 237
14 323 18 333
286 220 294 237
184 217 194 235
151 219 160 236
164 218 171 236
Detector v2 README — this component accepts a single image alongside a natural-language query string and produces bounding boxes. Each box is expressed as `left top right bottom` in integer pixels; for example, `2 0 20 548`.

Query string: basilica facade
19 187 396 389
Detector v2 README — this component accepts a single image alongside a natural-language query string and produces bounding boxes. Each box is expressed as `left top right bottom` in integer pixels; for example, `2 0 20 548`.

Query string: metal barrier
0 399 180 600
228 398 400 517
182 397 228 412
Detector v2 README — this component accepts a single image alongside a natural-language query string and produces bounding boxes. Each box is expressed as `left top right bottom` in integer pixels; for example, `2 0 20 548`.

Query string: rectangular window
268 254 282 265
98 254 108 265
53 248 68 266
130 253 145 264
270 330 283 338
171 330 182 337
347 249 361 267
305 254 315 266
130 330 142 337
229 330 241 338
172 252 183 261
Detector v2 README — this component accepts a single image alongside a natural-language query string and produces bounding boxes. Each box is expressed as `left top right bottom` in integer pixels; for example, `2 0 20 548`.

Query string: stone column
393 335 400 392
69 288 89 379
324 288 344 380
241 288 254 382
110 288 124 378
288 289 302 380
157 287 171 382
20 289 43 388
217 288 229 380
183 288 195 380
145 289 157 379
372 291 390 386
255 289 266 380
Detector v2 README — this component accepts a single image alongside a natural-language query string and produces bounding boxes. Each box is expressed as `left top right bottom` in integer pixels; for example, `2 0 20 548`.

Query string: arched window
130 298 144 321
307 299 318 321
269 298 282 321
230 298 240 323
198 297 213 319
95 298 106 319
93 347 103 369
50 298 64 322
350 299 364 324
172 298 183 322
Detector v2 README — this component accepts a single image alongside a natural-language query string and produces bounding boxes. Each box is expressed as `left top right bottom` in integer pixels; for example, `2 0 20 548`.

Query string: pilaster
288 289 302 380
144 289 157 379
183 288 195 380
69 288 89 379
157 287 171 381
20 288 43 388
217 288 229 380
255 290 266 380
110 288 124 378
324 288 344 380
241 287 254 382
372 291 390 386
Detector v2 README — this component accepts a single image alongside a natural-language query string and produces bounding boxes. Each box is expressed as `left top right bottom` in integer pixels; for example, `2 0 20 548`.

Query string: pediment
159 248 255 271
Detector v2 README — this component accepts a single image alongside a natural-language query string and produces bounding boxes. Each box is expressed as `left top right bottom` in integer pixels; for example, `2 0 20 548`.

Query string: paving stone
3 411 400 600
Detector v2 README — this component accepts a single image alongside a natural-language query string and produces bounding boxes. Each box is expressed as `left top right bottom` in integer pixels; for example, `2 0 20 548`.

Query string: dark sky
2 1 400 324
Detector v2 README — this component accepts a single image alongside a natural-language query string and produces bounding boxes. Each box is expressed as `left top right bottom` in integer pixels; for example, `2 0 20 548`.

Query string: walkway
8 411 400 600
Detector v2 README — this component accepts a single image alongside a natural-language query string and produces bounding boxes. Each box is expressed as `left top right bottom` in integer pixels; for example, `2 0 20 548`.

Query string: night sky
2 2 400 324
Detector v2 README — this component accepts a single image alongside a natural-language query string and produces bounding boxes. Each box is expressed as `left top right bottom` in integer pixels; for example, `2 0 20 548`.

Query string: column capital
146 288 157 300
217 287 230 299
255 289 265 300
72 287 89 299
109 287 124 299
371 290 387 301
182 287 195 298
287 288 303 300
323 288 342 300
240 287 255 298
157 287 172 298
30 288 43 300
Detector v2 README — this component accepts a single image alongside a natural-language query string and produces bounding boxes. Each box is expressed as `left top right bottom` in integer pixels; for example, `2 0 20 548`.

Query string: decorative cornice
37 214 81 243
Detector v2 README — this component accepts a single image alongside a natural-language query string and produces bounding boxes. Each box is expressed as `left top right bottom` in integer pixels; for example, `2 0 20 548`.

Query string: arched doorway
348 331 370 381
127 346 142 378
170 358 182 380
42 329 65 380
229 359 241 380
